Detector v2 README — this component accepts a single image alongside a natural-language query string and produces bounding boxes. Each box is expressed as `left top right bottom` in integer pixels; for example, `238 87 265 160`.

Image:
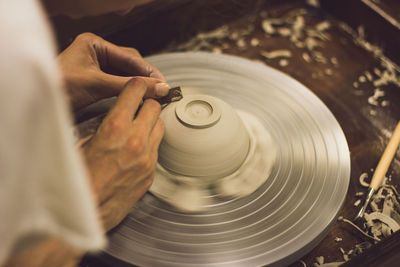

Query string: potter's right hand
81 77 165 231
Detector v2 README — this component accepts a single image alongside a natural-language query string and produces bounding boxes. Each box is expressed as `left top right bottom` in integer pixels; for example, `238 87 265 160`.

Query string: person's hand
81 77 164 231
57 32 169 111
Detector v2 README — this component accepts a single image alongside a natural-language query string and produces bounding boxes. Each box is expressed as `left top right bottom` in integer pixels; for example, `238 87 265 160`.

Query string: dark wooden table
54 0 400 266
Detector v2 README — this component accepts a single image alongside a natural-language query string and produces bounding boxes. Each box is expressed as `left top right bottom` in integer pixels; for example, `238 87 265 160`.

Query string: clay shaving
260 9 333 68
166 7 399 113
318 172 400 265
336 172 400 262
338 24 400 109
166 8 335 74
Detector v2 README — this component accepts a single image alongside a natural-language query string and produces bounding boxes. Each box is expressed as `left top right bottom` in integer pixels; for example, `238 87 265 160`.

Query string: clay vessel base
150 110 276 212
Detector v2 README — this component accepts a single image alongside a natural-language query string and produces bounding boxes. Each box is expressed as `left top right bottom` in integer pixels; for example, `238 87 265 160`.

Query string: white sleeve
0 0 105 264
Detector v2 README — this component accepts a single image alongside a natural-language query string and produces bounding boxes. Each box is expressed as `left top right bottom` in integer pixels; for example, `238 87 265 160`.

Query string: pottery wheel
102 52 350 267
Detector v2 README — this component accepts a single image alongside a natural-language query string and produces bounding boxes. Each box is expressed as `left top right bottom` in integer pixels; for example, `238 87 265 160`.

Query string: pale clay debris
316 262 344 267
355 242 372 254
292 16 305 39
355 191 364 197
367 88 385 106
358 75 367 83
260 12 332 66
354 199 361 207
334 237 342 242
230 31 239 40
305 37 322 50
342 252 350 262
381 100 389 107
365 71 373 81
252 59 264 65
212 47 222 54
340 217 380 241
315 21 331 32
197 25 230 39
373 64 400 87
173 25 230 52
330 57 339 65
250 38 260 47
279 59 289 67
337 171 400 262
302 52 312 62
221 42 230 49
341 21 400 107
236 38 246 48
262 20 276 34
306 28 330 41
278 27 292 36
313 51 327 63
325 68 333 75
260 49 292 59
359 172 370 187
364 212 400 238
172 15 259 53
339 173 400 256
321 242 370 266
306 0 320 7
315 256 324 265
295 41 305 48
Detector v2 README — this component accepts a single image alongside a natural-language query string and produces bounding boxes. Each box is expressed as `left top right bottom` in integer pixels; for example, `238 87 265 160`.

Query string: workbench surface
67 0 400 266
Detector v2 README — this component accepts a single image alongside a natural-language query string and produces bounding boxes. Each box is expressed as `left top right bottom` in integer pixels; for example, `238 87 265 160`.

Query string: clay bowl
158 94 250 179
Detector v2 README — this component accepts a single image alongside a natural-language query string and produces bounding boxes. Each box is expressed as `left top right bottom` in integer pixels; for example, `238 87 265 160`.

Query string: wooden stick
370 121 400 190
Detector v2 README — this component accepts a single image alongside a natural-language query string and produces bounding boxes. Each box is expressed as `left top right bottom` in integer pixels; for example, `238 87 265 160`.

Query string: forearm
4 238 84 267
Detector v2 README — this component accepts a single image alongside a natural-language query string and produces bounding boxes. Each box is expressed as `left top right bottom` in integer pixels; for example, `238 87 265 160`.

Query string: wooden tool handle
370 122 400 190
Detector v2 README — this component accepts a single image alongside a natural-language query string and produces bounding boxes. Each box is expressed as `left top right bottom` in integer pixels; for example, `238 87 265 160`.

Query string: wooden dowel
370 122 400 190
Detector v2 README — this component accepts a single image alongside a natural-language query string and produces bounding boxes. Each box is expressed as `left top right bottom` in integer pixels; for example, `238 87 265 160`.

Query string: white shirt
0 0 105 264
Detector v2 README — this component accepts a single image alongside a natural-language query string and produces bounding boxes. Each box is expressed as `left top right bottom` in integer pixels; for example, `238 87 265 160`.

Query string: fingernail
155 83 171 97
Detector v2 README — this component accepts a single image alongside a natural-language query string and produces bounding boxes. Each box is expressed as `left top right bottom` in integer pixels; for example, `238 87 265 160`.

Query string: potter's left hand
58 32 168 111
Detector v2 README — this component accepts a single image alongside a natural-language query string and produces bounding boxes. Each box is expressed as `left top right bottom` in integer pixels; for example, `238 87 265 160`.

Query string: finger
96 39 166 80
134 99 162 136
99 72 171 98
108 78 147 121
118 47 166 81
149 119 165 153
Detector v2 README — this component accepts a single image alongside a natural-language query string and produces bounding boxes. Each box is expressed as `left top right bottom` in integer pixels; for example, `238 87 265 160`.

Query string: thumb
99 72 171 99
